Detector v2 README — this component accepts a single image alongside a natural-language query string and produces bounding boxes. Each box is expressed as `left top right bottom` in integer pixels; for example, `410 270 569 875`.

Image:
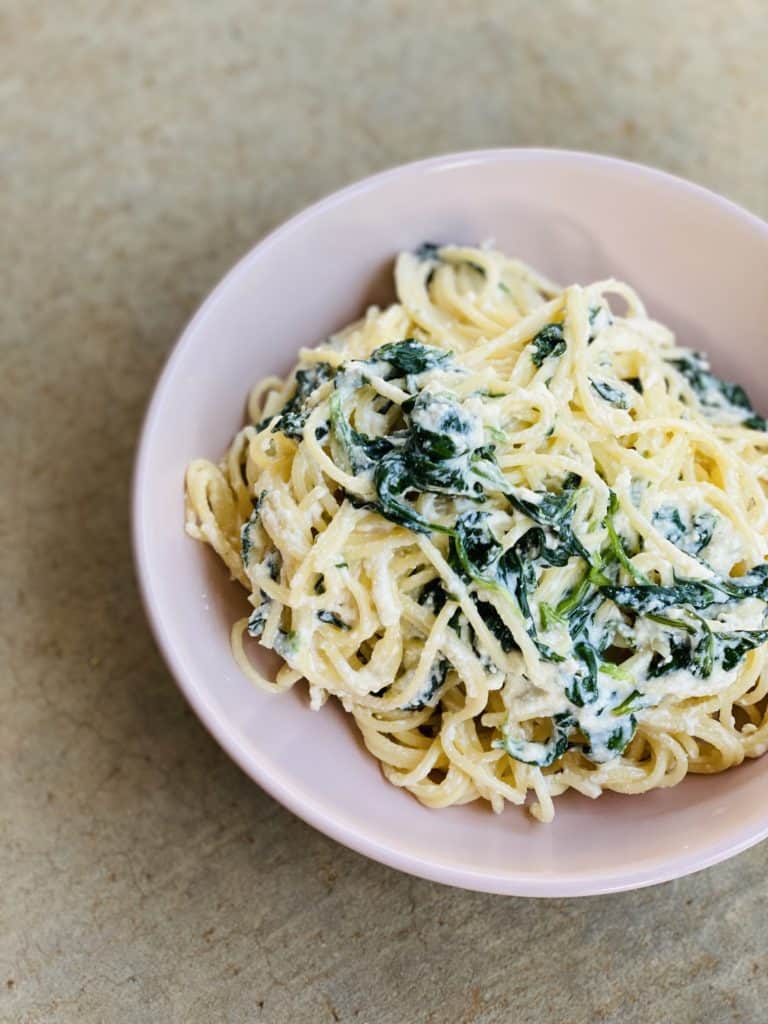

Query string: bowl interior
134 150 768 895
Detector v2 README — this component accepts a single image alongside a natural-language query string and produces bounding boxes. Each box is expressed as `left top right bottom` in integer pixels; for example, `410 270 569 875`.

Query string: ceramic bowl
133 149 768 896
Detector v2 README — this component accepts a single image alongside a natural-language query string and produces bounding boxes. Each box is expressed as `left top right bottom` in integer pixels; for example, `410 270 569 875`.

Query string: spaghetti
185 244 768 821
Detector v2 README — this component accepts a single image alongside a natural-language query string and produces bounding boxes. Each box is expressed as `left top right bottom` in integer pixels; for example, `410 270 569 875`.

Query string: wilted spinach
402 657 451 710
330 391 395 474
317 610 350 630
669 351 767 431
261 363 333 439
652 506 716 557
530 323 566 367
493 711 575 767
590 379 629 409
371 339 451 377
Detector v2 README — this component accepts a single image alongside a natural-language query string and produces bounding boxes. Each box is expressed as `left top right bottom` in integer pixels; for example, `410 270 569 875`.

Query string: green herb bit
604 491 651 584
594 718 637 758
263 363 333 439
373 453 450 535
247 594 272 639
317 610 350 630
669 351 767 431
540 602 566 630
329 390 394 475
566 641 601 707
487 425 507 445
402 657 451 710
646 611 697 634
652 506 716 557
415 242 441 261
590 379 629 409
274 629 300 658
716 630 768 671
599 662 634 684
606 565 768 615
370 339 451 377
611 689 644 716
530 323 566 368
492 712 575 768
555 576 592 619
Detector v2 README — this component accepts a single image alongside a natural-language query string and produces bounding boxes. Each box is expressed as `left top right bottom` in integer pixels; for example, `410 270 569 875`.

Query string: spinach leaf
507 483 577 528
584 716 637 761
636 613 766 679
647 634 699 678
329 391 395 474
540 602 566 630
371 339 451 377
403 449 487 498
451 512 565 662
715 629 768 671
418 578 450 616
247 596 271 639
606 580 721 614
530 323 566 367
493 712 575 767
652 506 685 539
507 479 591 564
590 379 629 409
646 611 697 634
240 495 265 566
553 557 613 642
565 641 601 707
317 610 350 630
653 506 716 556
263 549 281 582
513 525 574 569
246 548 282 638
604 491 650 583
367 395 509 530
587 305 612 340
472 599 518 653
611 690 644 716
494 612 641 767
373 453 446 534
415 242 441 261
264 363 333 439
716 564 768 601
669 351 767 431
644 611 715 678
409 391 481 460
402 657 451 710
626 376 644 394
451 510 501 581
274 629 299 658
608 564 768 615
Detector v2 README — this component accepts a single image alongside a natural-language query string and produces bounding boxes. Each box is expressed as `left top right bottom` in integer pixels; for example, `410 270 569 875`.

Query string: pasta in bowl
185 242 768 824
134 149 768 893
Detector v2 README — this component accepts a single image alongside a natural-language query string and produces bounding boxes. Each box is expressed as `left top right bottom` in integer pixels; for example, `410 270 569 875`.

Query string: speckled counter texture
3 2 768 1021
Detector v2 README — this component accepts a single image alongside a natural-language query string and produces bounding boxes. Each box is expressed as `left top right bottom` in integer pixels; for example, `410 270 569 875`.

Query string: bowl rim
132 147 768 897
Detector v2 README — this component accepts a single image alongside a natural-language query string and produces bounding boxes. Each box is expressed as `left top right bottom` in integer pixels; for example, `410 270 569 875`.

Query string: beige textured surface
3 2 768 1021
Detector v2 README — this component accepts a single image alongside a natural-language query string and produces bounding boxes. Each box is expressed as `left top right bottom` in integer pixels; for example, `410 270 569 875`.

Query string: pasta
185 243 768 821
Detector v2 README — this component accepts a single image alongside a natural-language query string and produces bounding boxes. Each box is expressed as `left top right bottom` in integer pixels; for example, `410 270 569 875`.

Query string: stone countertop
3 2 767 1022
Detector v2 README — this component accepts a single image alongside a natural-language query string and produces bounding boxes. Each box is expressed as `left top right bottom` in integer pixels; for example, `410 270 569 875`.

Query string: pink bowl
133 149 768 896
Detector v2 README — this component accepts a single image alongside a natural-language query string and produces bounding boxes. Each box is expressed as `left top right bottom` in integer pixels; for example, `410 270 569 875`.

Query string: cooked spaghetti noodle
185 243 768 821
